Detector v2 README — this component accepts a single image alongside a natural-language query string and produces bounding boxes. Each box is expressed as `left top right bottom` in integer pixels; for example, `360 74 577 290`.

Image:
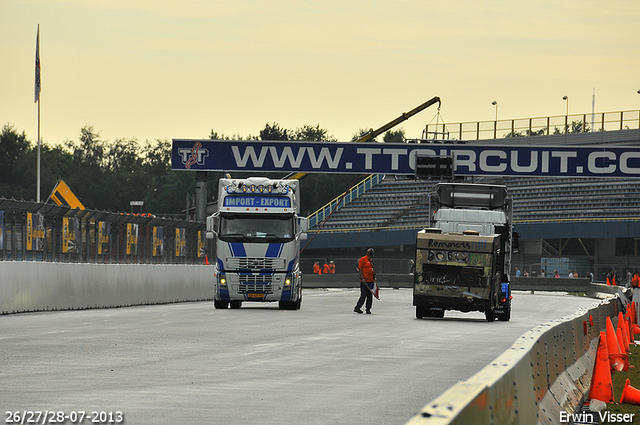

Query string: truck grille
239 274 273 284
239 284 274 294
227 257 286 270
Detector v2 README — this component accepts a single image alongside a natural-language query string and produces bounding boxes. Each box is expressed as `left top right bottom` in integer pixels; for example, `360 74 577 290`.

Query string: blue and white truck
206 177 307 310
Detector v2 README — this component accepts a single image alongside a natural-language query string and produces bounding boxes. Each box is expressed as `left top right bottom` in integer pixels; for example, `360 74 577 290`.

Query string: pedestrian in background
354 248 376 314
632 270 640 288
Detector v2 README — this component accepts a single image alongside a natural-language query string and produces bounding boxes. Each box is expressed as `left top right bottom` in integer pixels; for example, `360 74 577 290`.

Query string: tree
66 125 105 168
260 123 289 141
292 124 337 142
383 129 405 143
0 124 31 190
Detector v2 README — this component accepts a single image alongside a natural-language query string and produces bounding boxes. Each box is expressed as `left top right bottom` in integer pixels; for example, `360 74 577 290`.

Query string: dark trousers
355 282 373 311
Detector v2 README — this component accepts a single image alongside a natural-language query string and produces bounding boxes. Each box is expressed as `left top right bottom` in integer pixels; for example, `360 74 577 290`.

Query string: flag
34 25 41 103
368 282 379 300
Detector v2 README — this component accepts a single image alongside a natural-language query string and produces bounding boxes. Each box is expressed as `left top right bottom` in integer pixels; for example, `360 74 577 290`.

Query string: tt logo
178 142 209 169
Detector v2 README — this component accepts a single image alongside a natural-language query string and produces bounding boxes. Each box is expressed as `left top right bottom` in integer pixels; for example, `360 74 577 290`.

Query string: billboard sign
172 139 640 178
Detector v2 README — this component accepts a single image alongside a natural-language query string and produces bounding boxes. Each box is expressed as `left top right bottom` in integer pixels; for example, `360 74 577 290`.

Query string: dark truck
413 183 516 321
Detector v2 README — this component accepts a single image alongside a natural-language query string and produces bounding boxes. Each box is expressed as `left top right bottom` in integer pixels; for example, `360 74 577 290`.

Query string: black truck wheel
485 309 496 322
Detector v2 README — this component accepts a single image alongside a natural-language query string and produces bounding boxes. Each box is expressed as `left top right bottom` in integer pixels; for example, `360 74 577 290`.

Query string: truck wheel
279 301 296 310
497 309 511 321
230 301 242 309
485 310 496 322
214 299 229 309
416 306 426 319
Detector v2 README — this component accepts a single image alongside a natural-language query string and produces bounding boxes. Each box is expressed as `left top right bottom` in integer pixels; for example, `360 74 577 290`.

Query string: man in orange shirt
354 248 376 314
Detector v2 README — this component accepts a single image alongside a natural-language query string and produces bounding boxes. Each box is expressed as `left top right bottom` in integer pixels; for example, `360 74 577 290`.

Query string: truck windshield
219 213 295 243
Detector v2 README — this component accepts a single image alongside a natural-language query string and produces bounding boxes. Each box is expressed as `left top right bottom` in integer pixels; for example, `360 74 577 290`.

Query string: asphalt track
1 288 598 425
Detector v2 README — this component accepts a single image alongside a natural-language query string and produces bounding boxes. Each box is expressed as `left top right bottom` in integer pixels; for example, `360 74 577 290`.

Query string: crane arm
352 96 441 143
283 96 441 180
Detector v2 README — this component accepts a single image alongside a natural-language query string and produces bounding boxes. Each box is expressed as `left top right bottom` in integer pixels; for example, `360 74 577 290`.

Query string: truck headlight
284 276 292 286
219 274 227 286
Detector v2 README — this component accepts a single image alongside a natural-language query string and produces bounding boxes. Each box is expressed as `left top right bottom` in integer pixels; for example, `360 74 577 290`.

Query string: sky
2 0 640 146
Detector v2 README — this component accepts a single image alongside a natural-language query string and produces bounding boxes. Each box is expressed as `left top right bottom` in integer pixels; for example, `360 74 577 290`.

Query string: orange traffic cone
620 379 640 406
617 327 630 354
607 317 621 352
607 317 629 372
625 318 633 345
589 331 615 403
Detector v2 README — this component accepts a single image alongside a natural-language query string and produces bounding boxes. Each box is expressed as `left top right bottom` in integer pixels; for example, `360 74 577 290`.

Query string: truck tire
497 309 511 321
416 306 426 319
230 301 242 309
214 299 229 309
485 309 496 322
279 301 299 310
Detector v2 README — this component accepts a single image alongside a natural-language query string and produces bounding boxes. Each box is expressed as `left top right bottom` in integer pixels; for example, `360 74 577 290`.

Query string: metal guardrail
0 198 207 264
307 174 384 228
423 110 640 141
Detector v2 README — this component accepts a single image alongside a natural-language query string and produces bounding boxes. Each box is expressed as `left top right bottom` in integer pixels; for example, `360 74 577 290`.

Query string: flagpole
37 83 41 203
35 24 41 203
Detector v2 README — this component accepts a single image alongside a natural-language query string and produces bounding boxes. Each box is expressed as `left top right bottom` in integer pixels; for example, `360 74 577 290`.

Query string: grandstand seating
311 175 640 231
507 177 640 222
314 176 434 231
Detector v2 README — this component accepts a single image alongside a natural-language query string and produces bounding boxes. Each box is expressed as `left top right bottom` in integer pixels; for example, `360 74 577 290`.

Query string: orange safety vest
314 263 321 274
329 263 336 274
632 274 640 288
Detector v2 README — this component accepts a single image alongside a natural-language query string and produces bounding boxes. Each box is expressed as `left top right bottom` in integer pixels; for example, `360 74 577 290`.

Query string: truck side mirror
206 215 218 239
298 217 308 233
512 230 520 254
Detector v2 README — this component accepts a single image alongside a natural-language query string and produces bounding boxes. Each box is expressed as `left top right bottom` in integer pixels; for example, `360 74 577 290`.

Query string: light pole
562 95 569 133
492 101 498 138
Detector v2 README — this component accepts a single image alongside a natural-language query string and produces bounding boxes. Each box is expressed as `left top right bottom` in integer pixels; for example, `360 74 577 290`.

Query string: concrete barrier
1 261 213 314
511 277 590 293
404 293 629 425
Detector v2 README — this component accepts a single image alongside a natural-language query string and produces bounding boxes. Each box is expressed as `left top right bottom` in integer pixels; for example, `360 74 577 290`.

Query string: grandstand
316 177 433 231
508 177 640 222
311 175 640 232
